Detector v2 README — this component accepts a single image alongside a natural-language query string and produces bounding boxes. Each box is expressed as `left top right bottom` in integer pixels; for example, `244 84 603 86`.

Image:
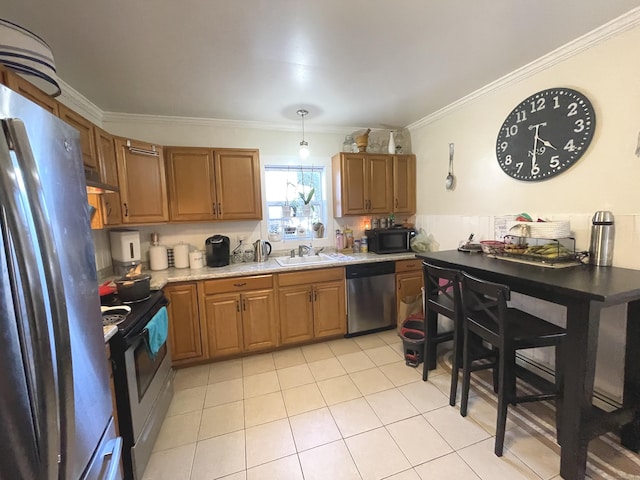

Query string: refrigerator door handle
103 436 123 480
0 119 72 479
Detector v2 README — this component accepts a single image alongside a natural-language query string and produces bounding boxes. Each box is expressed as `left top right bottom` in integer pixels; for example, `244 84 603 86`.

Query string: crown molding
57 78 103 125
407 7 640 132
102 111 360 135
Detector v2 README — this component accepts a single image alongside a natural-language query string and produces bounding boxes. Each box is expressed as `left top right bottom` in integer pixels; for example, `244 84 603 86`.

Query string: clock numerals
530 98 546 113
495 88 595 181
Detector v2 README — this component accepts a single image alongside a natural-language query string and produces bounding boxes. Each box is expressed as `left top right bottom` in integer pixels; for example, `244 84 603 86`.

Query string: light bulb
299 141 310 160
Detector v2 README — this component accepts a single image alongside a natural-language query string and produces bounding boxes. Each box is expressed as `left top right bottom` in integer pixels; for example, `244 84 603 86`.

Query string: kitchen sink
275 253 336 267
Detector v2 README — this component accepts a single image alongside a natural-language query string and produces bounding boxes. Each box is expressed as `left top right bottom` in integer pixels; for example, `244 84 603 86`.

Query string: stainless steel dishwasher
346 261 396 336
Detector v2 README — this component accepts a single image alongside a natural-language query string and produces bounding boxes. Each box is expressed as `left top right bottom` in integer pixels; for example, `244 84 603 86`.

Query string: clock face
496 88 596 181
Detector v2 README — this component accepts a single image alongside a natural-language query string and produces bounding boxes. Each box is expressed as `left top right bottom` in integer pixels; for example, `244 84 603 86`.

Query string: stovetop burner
101 290 167 339
101 306 131 326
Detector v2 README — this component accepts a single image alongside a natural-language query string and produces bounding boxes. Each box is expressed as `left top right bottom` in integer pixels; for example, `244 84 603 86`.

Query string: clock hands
528 122 557 175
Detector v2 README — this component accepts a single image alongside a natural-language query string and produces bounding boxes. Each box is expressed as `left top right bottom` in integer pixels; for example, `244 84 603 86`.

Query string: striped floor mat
435 349 640 480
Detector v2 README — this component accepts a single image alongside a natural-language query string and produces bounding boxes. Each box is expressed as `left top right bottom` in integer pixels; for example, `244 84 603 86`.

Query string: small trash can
400 313 425 367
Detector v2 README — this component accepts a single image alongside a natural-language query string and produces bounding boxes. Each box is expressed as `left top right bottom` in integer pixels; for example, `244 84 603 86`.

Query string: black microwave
365 228 417 254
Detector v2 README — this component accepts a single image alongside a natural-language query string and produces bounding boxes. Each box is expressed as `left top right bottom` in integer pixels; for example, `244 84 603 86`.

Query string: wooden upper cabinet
393 155 416 215
332 153 393 216
368 155 394 214
2 67 60 116
165 147 216 221
215 149 262 220
165 147 262 222
114 137 169 224
94 127 122 225
58 103 98 170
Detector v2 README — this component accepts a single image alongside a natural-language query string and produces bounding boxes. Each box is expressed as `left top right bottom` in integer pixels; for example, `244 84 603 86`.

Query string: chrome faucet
298 244 312 257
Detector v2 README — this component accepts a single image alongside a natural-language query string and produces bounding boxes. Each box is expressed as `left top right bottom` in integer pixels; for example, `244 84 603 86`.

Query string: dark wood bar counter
417 250 640 480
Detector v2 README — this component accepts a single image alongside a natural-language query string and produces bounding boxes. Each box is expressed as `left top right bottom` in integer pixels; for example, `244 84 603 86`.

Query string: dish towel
145 306 168 358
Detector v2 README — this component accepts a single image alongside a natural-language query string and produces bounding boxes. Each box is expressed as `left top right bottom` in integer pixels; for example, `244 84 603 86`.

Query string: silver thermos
589 211 615 266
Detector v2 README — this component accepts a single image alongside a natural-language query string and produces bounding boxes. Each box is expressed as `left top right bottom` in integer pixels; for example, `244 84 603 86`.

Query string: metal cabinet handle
233 282 247 287
236 300 240 312
213 203 217 215
123 202 128 217
395 198 398 208
242 298 246 311
218 202 222 216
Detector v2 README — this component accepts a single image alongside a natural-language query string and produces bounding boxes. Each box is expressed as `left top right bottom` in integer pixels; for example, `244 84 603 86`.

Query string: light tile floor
142 330 566 480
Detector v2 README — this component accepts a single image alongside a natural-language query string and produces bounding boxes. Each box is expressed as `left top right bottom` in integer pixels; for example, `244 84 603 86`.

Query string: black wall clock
496 87 596 181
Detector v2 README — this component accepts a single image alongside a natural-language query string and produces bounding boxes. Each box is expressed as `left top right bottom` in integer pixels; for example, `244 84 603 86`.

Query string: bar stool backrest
461 272 511 347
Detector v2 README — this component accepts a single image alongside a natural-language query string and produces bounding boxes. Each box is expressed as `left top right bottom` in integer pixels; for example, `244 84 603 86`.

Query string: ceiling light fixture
297 109 310 160
0 18 61 97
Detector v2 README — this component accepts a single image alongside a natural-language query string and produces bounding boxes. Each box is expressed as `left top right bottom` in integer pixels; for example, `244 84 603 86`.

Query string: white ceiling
3 1 639 129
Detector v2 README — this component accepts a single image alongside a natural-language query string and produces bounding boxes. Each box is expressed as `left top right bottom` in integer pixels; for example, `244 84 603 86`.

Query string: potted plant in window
282 180 297 218
298 187 315 217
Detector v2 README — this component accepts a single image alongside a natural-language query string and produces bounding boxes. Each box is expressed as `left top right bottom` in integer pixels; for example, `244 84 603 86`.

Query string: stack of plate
507 221 571 239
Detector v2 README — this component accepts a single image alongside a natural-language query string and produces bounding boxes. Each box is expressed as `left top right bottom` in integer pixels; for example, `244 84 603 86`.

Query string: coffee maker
205 235 230 267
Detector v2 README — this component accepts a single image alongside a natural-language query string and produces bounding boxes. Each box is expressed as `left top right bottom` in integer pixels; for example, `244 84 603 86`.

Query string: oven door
123 308 173 441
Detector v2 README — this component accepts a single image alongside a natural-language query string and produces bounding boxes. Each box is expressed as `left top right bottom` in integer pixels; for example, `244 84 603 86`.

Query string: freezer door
0 84 118 479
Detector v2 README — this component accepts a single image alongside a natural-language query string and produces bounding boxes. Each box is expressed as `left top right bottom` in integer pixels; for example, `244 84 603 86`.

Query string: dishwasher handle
346 261 395 279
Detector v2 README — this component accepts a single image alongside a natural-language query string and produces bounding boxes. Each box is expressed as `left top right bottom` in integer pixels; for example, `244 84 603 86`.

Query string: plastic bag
397 292 423 335
411 228 434 252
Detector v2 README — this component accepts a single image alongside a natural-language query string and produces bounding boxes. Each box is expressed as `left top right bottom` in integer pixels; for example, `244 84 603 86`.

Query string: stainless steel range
104 290 173 480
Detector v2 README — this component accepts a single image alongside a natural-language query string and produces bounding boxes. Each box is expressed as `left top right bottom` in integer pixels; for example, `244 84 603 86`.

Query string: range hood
84 167 118 194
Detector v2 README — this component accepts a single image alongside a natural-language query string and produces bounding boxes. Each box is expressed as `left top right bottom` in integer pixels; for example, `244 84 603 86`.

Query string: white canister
149 244 168 271
189 250 204 269
173 243 190 269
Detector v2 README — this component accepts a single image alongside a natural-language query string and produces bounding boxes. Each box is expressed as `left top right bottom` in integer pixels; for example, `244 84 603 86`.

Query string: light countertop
148 251 420 289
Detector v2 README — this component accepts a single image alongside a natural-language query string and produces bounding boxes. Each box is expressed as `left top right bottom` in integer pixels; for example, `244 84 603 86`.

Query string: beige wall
410 22 640 270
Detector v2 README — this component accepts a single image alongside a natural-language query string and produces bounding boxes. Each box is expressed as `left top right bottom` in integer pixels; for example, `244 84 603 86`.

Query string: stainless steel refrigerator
0 83 122 479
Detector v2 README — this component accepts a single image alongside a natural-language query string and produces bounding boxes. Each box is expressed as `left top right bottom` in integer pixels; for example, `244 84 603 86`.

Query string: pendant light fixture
0 19 61 97
297 109 310 160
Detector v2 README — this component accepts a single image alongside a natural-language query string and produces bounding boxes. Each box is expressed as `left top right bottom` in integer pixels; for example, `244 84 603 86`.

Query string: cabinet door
164 283 203 363
94 127 122 225
58 103 98 170
165 148 217 221
114 138 169 224
215 149 262 220
242 289 278 352
204 293 244 358
338 154 367 215
367 155 394 214
313 280 346 338
3 68 59 116
393 155 416 215
396 272 423 319
279 285 314 345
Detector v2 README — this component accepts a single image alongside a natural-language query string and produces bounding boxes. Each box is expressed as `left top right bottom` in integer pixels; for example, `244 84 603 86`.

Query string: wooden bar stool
460 272 566 456
422 262 498 406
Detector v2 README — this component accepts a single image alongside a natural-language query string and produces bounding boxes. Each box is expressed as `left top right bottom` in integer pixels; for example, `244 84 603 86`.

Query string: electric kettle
253 239 272 262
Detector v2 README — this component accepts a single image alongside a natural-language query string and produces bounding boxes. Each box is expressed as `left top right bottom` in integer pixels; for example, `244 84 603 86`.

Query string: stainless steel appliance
105 291 172 480
365 227 417 254
346 261 396 335
253 239 272 262
0 84 122 479
206 234 230 267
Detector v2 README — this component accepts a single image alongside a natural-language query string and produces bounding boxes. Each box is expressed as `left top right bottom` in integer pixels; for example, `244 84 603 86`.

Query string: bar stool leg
460 325 472 417
494 348 512 457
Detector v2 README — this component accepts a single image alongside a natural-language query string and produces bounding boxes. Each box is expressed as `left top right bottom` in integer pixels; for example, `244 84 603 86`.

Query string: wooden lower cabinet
279 268 346 344
202 275 278 359
395 259 424 319
204 293 245 358
164 283 203 364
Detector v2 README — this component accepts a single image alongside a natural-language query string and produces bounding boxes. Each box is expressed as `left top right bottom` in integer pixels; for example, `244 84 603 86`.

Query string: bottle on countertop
344 226 354 249
336 230 344 250
360 236 368 253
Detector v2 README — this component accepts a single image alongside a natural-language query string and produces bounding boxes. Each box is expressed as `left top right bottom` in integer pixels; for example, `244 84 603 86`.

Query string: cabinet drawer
203 275 273 294
396 259 422 273
278 267 344 287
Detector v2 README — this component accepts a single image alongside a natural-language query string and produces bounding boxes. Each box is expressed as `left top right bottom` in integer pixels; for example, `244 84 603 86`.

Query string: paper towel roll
173 243 190 269
149 245 168 270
